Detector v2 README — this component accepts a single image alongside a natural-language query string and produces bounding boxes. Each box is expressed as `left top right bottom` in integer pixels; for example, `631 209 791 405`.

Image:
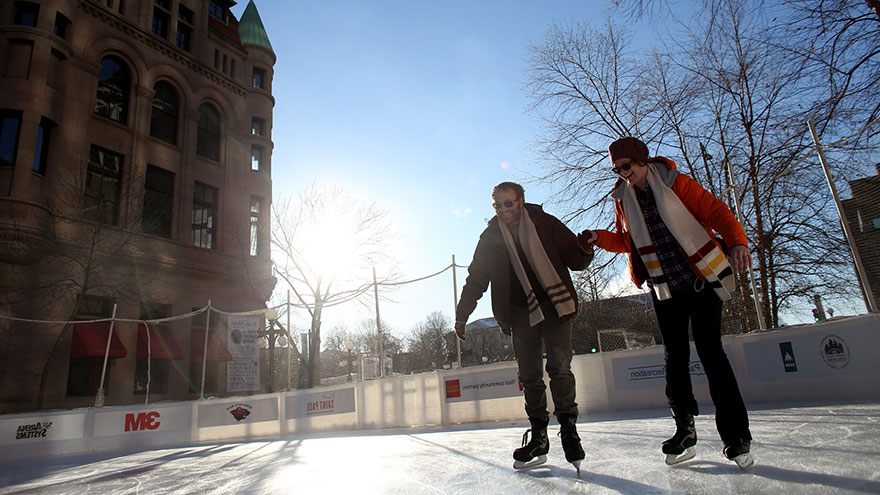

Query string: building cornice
77 0 248 97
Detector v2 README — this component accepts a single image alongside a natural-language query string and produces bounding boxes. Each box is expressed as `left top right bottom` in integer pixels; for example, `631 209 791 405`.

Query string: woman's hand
729 245 751 273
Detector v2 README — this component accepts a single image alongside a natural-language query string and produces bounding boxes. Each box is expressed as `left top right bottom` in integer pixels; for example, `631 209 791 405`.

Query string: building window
0 110 23 166
178 5 194 24
32 117 54 175
4 39 34 79
214 49 219 69
251 117 265 136
47 48 67 90
222 54 227 73
249 197 262 256
252 68 264 89
13 2 39 27
208 1 228 24
143 165 174 238
196 103 221 161
192 182 217 249
251 145 263 172
230 59 235 78
176 25 191 51
53 12 70 39
152 7 170 39
84 145 123 225
150 81 178 144
95 56 130 124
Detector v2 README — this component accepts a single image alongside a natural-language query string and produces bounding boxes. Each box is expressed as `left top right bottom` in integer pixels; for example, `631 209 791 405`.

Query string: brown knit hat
609 137 649 164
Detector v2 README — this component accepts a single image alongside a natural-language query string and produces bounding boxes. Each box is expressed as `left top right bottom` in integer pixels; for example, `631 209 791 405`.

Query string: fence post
725 160 767 331
373 267 385 377
199 300 212 399
94 303 118 407
452 254 461 367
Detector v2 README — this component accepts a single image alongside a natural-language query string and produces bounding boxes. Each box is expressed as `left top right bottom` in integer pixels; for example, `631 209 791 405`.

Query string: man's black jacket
455 203 593 332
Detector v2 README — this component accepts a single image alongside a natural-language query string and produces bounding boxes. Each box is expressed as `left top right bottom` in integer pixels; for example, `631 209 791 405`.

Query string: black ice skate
723 439 754 471
661 410 697 466
558 415 585 475
513 419 549 470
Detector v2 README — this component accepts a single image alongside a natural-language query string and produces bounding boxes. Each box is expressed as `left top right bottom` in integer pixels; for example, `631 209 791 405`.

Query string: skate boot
723 438 754 471
513 418 549 470
558 415 585 476
661 409 697 466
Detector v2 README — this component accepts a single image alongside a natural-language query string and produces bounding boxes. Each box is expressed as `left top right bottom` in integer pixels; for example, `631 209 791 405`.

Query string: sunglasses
492 199 516 210
611 160 635 175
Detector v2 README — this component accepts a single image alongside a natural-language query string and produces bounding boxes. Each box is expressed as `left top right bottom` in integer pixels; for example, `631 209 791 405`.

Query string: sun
296 209 360 281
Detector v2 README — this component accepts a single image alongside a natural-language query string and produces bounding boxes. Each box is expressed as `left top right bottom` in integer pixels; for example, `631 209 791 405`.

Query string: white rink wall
1 313 877 461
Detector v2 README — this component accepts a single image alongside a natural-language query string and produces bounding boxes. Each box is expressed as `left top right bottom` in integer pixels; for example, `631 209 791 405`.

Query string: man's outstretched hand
454 321 467 342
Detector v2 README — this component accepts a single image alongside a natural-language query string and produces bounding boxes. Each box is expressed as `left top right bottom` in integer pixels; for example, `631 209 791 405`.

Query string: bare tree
406 311 451 372
525 0 871 327
5 148 159 409
271 183 399 387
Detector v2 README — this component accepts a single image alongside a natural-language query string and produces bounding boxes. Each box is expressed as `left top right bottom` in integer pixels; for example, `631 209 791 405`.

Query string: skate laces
520 428 532 447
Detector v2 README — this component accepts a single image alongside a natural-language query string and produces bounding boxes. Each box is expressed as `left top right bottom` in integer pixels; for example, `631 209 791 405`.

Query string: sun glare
297 210 360 281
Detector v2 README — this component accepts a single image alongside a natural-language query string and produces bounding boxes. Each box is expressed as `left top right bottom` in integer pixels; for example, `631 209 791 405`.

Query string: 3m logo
124 411 161 432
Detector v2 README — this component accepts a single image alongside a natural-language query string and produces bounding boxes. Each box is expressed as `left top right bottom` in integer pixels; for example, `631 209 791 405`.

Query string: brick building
842 164 880 309
0 0 276 413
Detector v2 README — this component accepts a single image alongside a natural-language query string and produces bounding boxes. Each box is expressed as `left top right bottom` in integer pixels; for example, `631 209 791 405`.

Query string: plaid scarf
498 209 576 326
621 164 734 301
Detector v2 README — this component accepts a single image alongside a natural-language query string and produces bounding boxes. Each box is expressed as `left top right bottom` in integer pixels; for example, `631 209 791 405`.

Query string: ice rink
1 401 878 495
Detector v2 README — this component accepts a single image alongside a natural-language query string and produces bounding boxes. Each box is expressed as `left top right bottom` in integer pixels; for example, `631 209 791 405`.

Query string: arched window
150 81 179 144
196 103 220 161
95 56 131 124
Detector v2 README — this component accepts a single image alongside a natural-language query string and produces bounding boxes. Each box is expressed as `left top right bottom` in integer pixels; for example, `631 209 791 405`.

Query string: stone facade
0 0 276 413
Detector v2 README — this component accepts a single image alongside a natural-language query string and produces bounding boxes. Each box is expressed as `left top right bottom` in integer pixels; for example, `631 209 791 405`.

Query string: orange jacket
594 157 748 288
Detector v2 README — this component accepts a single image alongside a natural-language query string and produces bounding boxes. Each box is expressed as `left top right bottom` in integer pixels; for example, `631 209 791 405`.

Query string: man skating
454 182 594 473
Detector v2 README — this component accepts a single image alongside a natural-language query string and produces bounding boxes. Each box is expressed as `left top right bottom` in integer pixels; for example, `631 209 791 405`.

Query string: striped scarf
621 164 735 301
498 209 576 326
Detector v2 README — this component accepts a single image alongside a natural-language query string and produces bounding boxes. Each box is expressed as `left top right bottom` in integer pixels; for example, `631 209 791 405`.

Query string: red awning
190 328 233 362
71 322 127 359
137 324 185 360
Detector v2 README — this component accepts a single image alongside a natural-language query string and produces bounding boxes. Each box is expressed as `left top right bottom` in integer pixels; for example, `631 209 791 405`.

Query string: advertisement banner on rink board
443 367 521 403
743 326 878 379
197 397 278 428
286 387 356 419
0 413 85 446
610 345 721 390
93 405 190 437
227 315 261 392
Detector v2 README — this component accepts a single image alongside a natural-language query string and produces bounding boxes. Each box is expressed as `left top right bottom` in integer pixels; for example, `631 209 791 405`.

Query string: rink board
1 313 877 461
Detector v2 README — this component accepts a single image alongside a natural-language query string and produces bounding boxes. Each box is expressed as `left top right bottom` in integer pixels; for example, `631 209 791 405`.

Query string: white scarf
621 164 735 301
498 209 576 326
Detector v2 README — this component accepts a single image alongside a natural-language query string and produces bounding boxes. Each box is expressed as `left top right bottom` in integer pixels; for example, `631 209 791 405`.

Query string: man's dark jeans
510 303 578 423
652 283 751 444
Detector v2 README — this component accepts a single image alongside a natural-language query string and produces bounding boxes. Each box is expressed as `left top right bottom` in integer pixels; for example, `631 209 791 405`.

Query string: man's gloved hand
454 321 467 342
577 229 597 252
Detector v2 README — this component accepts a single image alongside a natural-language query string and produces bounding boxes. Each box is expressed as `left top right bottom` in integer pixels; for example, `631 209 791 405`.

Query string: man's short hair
492 181 524 200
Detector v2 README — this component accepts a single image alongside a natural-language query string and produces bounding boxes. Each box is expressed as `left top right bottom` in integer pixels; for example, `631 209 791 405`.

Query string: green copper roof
239 0 273 53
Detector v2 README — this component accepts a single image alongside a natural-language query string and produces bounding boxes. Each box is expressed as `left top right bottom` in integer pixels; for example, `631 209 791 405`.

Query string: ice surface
1 402 878 495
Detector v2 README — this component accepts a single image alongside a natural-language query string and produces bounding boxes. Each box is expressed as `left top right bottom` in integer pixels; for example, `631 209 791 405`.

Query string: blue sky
231 0 626 338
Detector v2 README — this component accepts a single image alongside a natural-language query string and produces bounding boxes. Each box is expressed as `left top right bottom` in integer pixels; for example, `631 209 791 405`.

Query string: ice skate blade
513 455 547 470
732 453 754 471
664 446 696 466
